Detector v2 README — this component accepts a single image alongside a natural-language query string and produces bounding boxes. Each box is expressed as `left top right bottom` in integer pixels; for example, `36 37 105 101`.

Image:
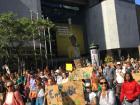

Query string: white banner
90 49 99 66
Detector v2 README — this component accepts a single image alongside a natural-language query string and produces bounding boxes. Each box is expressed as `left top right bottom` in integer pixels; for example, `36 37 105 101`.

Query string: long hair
124 72 134 82
99 77 109 90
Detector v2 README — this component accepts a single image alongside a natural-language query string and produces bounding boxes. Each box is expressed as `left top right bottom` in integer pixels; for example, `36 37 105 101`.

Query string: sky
136 0 140 5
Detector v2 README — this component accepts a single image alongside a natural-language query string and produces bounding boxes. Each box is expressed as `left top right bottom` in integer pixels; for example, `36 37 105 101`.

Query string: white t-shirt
37 89 45 98
116 69 126 83
99 90 115 105
56 76 63 85
89 92 96 102
5 92 13 105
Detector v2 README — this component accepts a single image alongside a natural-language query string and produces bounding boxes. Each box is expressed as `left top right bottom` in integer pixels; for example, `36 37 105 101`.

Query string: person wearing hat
55 69 63 85
115 61 126 105
83 80 91 105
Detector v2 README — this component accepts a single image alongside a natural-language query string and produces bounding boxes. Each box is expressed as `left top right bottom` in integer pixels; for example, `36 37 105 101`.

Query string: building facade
0 0 42 18
0 0 139 62
86 0 140 59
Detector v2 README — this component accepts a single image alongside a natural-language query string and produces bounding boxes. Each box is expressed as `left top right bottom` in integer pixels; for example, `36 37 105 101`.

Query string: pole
47 17 53 66
37 12 43 69
30 10 37 69
44 28 48 65
39 30 43 69
42 15 48 65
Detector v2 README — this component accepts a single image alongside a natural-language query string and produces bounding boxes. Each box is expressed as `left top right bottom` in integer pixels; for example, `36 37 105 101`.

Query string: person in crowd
97 66 103 79
44 70 50 79
120 72 140 105
61 72 68 84
35 77 42 86
0 74 6 105
29 73 37 105
47 77 56 86
36 83 45 105
16 73 27 103
55 69 63 85
89 90 97 105
104 63 115 89
115 62 126 105
126 62 134 73
24 70 31 103
2 75 10 86
3 80 24 105
138 66 140 73
29 73 36 91
83 80 92 105
39 71 45 79
98 77 115 105
50 70 56 80
10 73 16 85
133 61 139 73
25 70 30 87
91 71 100 92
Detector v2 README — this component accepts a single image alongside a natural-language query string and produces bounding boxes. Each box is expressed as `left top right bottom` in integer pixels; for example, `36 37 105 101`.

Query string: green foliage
104 55 113 63
0 12 55 58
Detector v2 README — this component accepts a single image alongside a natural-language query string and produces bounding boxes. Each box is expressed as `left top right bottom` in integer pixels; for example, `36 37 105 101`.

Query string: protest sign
46 85 63 105
60 81 85 105
66 63 73 72
132 73 140 82
69 67 93 80
46 81 85 105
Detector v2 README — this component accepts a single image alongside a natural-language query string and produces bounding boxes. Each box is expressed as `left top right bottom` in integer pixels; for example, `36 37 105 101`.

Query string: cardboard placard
46 81 85 105
132 73 140 82
60 81 85 105
66 63 73 72
69 67 93 80
46 85 63 105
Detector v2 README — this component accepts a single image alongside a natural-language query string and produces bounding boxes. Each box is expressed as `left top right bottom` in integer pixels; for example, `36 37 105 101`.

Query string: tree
0 12 55 69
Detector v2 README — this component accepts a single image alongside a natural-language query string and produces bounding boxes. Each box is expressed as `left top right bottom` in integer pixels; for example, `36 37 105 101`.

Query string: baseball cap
117 62 121 65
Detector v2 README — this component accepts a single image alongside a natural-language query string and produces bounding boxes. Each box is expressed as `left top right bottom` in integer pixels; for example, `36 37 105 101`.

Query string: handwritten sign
60 81 85 105
66 63 73 72
69 67 93 80
46 85 63 105
132 73 140 82
46 81 85 105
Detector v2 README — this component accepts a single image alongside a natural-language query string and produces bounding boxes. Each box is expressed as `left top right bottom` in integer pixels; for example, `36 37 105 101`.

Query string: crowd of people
0 58 140 105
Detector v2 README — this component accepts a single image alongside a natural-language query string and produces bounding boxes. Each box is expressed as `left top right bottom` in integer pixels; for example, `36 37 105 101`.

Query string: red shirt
138 83 140 94
120 80 140 102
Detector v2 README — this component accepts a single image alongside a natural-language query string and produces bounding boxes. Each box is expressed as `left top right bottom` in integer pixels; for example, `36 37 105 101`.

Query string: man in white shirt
115 62 126 105
55 69 63 85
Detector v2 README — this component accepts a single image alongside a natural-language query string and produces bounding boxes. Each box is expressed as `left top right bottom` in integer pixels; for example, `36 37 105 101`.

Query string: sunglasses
100 82 107 85
7 85 13 88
